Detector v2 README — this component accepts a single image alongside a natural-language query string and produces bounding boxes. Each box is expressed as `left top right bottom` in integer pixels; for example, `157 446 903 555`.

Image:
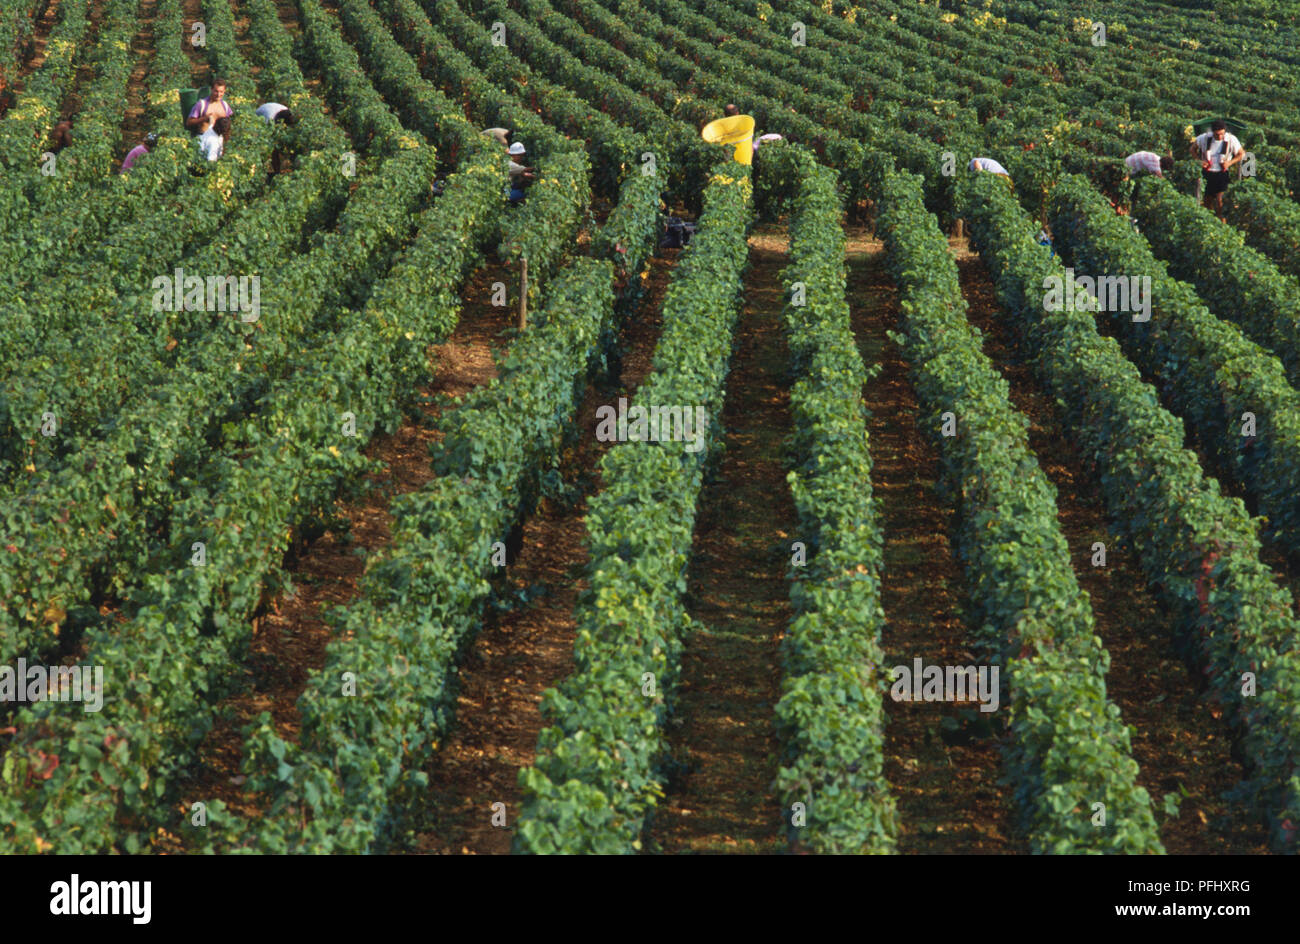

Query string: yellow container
702 115 756 165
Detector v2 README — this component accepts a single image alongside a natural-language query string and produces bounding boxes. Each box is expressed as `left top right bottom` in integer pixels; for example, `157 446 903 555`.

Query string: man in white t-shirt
1124 151 1173 178
255 102 296 126
256 103 297 177
1190 120 1244 216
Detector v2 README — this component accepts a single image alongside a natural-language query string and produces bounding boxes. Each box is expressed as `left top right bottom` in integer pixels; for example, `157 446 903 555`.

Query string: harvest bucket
178 86 210 123
1190 115 1249 139
702 115 756 166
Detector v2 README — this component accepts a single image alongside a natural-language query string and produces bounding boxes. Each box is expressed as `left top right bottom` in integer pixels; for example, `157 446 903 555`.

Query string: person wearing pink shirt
120 133 158 173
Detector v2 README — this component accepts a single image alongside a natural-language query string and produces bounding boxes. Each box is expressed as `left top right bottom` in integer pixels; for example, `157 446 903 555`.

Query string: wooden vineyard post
518 256 528 330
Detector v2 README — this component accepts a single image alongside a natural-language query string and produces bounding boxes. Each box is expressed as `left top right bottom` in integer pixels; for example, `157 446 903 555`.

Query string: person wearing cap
507 141 535 205
724 104 739 118
483 126 511 147
120 133 158 173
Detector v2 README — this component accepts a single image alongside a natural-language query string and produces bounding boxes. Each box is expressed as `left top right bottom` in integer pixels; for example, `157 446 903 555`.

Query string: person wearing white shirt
256 104 297 177
968 157 1008 175
1124 151 1173 178
198 116 229 162
1190 120 1244 216
969 156 1013 190
506 141 535 205
256 102 296 125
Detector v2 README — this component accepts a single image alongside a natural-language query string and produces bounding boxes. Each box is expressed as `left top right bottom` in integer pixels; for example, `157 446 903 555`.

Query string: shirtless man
186 78 234 135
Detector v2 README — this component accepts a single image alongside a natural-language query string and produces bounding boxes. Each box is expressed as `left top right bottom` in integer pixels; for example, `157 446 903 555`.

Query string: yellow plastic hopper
702 115 756 165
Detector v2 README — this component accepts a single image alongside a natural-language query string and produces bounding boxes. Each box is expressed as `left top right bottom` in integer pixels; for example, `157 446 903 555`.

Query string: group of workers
967 120 1244 218
703 104 1247 265
55 78 1247 225
99 99 537 206
1120 119 1243 216
714 103 1251 225
46 77 298 177
176 78 297 168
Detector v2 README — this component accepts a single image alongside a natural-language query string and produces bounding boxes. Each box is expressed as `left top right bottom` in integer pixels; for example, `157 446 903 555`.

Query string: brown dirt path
60 0 106 119
846 229 1020 854
271 0 337 124
180 0 208 84
1 0 61 116
119 0 158 152
953 243 1269 854
9 0 57 63
158 258 520 852
227 0 262 84
223 0 341 138
644 227 793 855
45 0 103 124
413 249 680 855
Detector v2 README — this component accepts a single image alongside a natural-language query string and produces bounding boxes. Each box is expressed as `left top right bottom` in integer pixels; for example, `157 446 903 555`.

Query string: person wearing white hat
507 141 535 205
120 132 159 173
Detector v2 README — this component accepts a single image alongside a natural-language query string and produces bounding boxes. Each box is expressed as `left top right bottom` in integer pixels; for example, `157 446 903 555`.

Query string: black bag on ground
661 217 698 249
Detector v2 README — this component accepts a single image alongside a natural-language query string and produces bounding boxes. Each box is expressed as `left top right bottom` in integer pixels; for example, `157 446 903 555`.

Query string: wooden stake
518 257 528 330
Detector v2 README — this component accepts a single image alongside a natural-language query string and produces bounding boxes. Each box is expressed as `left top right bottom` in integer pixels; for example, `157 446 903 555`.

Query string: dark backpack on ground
661 217 697 249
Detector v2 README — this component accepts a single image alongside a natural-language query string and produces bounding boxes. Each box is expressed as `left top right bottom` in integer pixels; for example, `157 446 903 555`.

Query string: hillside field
3 0 1300 856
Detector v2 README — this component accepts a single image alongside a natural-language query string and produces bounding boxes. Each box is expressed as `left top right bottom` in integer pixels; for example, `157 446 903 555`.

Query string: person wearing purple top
186 78 233 135
968 156 1009 176
969 156 1015 191
120 133 158 173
